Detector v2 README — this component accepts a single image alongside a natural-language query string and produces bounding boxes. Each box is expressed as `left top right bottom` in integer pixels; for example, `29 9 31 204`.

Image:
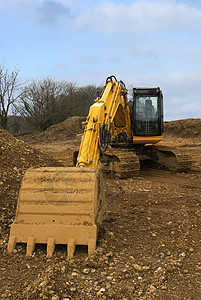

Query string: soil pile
36 116 85 141
164 118 201 138
0 127 61 178
20 117 201 145
35 117 201 143
0 126 62 249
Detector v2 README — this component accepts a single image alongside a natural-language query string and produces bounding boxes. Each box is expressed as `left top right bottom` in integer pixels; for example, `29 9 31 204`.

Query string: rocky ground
0 117 201 299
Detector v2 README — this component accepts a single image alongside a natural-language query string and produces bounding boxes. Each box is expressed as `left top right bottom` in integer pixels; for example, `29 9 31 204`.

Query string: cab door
132 87 163 137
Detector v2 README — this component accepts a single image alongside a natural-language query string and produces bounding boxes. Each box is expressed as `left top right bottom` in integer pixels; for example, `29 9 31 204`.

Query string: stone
107 276 113 281
106 252 113 257
52 296 59 300
1 293 8 298
97 288 105 296
26 285 32 292
61 266 65 272
155 267 163 273
40 281 47 287
143 265 150 271
133 264 143 272
125 285 135 293
149 285 156 293
162 285 167 290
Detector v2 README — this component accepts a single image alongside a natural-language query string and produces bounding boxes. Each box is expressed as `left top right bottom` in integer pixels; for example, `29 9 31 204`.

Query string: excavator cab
132 87 163 144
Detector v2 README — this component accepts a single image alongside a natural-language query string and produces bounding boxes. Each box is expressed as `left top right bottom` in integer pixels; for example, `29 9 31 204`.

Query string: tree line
0 65 102 133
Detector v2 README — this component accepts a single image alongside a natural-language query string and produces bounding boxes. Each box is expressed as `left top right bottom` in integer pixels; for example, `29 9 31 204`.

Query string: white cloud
2 0 201 33
154 72 201 120
75 1 201 34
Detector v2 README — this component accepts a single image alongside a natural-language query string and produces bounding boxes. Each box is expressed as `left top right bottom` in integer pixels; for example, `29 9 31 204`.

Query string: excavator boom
77 76 132 168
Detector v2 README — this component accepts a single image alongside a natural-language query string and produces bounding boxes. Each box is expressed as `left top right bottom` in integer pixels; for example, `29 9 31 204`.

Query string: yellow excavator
8 76 192 257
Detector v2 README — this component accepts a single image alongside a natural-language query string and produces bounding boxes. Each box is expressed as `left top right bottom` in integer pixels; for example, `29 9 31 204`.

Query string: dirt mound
0 127 62 270
0 127 61 209
36 116 85 141
164 118 201 138
22 117 201 145
36 117 201 142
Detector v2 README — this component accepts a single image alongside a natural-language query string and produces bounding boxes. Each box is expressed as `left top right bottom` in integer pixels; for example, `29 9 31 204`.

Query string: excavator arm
77 76 132 168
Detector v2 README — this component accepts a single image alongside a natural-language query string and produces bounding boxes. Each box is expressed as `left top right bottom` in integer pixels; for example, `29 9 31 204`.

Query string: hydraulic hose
98 122 112 154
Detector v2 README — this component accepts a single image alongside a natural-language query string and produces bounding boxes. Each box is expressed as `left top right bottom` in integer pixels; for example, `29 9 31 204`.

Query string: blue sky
0 0 201 120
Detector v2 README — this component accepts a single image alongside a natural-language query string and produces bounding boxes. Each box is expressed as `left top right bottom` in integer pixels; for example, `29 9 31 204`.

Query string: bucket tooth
7 236 16 253
26 237 35 257
47 238 55 258
67 238 75 258
88 239 96 256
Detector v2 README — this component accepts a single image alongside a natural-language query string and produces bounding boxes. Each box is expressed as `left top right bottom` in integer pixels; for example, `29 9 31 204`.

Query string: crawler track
100 148 140 178
147 145 193 172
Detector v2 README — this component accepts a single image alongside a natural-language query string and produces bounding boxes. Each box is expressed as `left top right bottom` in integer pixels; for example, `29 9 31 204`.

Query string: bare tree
18 76 102 132
0 65 22 129
18 78 77 131
73 85 100 116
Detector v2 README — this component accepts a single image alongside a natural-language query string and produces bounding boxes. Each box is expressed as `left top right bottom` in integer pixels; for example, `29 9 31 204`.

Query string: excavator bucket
8 167 106 258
